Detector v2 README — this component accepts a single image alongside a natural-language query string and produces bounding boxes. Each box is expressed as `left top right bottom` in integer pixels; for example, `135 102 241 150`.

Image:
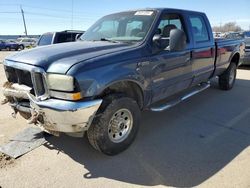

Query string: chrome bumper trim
28 94 102 133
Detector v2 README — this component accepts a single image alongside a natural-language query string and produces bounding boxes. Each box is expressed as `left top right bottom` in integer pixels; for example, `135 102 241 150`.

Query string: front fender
67 60 147 98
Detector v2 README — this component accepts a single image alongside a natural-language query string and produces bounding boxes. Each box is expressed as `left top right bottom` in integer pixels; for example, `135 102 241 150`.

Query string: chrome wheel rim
108 108 133 143
229 68 236 85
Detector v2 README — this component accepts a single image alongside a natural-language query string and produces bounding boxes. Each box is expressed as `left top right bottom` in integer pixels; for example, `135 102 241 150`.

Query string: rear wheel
87 94 141 155
19 45 24 50
219 63 237 90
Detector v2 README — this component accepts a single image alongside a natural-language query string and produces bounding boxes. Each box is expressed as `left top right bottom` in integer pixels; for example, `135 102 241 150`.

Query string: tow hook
11 109 18 118
27 110 39 124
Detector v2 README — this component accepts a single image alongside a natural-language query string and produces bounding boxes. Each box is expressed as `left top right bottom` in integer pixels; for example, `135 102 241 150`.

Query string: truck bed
214 38 245 76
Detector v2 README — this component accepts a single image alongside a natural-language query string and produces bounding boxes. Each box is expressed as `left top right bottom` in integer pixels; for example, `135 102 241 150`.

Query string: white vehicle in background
213 32 225 38
16 37 38 49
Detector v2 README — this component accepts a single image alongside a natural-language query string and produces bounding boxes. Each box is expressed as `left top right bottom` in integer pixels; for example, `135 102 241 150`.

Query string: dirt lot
0 51 13 63
0 51 249 188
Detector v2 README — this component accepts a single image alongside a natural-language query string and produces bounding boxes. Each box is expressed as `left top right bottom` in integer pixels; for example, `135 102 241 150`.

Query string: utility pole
20 5 28 36
71 0 74 29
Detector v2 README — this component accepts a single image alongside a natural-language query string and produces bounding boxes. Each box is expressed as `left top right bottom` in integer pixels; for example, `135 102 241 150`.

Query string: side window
189 15 209 42
156 14 186 38
56 33 76 43
38 34 53 46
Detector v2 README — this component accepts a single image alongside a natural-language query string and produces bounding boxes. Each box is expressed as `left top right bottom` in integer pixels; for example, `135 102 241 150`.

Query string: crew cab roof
110 8 205 15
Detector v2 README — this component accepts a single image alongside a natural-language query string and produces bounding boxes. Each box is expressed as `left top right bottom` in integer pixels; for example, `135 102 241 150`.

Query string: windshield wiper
99 38 119 43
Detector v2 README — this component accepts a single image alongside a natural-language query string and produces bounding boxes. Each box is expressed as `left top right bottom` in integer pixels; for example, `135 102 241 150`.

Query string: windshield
81 10 157 42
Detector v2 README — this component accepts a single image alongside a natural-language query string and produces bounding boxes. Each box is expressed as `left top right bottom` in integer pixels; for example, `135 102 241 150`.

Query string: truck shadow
238 65 250 70
44 79 250 187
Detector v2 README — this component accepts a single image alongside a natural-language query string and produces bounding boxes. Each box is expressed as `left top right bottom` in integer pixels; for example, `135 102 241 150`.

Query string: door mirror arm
152 34 169 54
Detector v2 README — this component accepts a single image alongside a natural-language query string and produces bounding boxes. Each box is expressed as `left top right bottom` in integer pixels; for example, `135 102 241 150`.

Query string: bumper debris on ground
0 127 47 159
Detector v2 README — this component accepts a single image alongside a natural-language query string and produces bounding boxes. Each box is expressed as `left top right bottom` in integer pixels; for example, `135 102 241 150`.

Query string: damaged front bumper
2 82 102 134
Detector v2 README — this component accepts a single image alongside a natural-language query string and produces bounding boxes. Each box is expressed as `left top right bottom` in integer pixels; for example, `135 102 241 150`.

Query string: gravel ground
0 51 249 188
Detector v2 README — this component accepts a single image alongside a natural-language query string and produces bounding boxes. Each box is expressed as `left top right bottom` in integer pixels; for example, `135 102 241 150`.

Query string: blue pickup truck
2 8 245 155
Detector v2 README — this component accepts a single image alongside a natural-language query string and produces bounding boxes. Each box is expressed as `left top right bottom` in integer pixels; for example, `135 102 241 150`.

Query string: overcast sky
0 0 249 35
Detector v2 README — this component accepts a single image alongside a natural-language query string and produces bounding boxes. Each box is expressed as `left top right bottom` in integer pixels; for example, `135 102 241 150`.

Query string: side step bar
150 82 210 112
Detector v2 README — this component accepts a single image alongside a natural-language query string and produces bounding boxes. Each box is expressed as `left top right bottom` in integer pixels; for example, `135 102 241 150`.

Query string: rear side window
55 33 77 44
189 15 209 42
38 34 53 46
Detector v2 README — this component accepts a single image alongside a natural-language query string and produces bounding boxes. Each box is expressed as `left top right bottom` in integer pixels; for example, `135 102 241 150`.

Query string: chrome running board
150 82 210 112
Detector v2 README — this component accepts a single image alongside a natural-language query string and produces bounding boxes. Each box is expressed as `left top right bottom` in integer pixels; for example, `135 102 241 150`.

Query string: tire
19 45 24 50
87 94 141 155
219 63 237 90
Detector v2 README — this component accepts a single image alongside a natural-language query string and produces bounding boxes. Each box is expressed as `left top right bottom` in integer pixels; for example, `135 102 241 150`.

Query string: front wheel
87 95 141 155
219 63 237 90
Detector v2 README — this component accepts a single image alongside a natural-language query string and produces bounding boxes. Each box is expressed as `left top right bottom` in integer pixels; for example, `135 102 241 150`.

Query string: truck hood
5 41 133 74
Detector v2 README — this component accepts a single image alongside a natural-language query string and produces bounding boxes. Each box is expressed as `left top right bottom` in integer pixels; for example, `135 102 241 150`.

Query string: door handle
137 61 150 67
185 57 191 64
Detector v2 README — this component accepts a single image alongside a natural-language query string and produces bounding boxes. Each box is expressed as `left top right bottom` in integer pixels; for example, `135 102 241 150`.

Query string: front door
148 12 193 103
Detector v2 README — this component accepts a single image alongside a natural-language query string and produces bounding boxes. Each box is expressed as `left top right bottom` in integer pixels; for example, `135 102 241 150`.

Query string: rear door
187 13 215 85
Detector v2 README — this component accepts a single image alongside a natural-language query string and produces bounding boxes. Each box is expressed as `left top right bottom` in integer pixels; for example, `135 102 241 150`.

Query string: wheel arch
230 52 240 66
97 79 145 109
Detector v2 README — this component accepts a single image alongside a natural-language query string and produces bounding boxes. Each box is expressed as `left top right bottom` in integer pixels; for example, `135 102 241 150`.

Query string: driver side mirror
152 29 186 52
169 29 186 52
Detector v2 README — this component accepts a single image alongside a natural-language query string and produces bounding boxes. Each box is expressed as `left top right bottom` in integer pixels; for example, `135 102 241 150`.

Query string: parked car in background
16 37 37 49
242 31 250 65
0 40 20 51
213 32 225 38
37 30 84 46
225 32 244 39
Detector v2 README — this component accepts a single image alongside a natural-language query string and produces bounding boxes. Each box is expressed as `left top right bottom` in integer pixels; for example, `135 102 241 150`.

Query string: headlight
47 74 74 92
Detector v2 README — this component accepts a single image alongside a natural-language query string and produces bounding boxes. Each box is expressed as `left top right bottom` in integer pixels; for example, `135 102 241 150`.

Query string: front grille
5 66 32 86
33 72 46 96
4 66 46 97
